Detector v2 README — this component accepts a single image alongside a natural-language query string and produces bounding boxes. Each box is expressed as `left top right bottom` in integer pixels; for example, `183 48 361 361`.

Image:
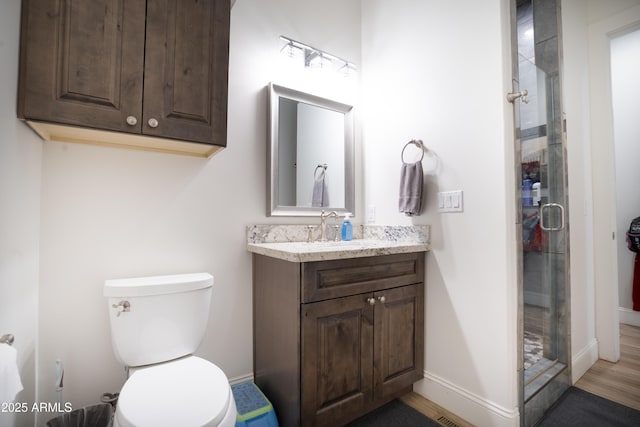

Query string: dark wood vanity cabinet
17 0 229 157
253 252 425 427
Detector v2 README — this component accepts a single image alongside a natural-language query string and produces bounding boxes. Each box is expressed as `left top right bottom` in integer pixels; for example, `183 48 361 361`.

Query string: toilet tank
104 273 213 367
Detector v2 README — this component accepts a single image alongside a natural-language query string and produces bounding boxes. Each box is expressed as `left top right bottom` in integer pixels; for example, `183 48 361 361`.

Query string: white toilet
104 272 237 427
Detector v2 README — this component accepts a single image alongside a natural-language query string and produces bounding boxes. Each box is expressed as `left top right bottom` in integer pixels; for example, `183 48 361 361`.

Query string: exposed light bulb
339 62 356 78
308 53 329 69
280 42 302 59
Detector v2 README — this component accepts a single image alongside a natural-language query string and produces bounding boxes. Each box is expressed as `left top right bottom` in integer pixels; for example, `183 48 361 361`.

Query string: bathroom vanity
248 227 429 427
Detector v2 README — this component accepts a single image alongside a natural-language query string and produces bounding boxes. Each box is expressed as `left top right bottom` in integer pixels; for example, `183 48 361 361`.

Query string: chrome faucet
319 210 339 242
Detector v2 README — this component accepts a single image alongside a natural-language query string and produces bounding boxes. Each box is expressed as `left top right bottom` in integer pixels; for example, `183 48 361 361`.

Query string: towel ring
314 164 328 179
1 334 14 346
401 139 425 163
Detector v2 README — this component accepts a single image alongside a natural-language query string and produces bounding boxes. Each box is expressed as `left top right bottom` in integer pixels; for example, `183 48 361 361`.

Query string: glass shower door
511 1 571 426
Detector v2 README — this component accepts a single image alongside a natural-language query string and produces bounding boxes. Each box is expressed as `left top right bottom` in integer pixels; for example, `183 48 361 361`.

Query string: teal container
231 381 279 427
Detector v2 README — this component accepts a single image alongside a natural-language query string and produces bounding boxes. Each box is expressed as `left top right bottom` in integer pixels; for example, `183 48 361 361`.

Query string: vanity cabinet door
142 0 229 145
301 294 374 427
374 284 424 399
18 0 146 132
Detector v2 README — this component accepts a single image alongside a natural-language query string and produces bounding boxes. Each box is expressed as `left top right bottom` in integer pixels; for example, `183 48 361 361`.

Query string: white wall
361 1 519 425
612 29 640 325
561 0 600 383
0 2 42 427
30 0 361 425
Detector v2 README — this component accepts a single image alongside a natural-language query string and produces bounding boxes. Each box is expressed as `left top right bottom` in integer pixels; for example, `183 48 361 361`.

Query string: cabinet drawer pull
126 116 137 126
377 296 386 303
367 297 376 306
148 118 159 128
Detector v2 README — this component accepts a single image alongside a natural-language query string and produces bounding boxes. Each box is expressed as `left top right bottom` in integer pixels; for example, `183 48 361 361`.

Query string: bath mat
538 386 640 426
345 399 441 427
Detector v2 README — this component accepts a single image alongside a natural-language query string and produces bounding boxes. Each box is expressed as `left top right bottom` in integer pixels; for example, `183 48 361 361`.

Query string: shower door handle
539 203 565 231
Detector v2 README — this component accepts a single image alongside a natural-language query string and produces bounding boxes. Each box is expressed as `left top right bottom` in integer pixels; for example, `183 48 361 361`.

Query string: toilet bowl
113 357 236 427
104 273 236 427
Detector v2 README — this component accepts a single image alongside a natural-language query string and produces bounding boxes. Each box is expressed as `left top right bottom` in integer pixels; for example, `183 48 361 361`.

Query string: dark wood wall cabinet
17 0 230 158
253 252 425 427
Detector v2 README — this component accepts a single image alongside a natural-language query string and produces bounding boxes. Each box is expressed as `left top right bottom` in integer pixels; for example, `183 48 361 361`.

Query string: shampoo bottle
341 213 353 241
522 179 533 206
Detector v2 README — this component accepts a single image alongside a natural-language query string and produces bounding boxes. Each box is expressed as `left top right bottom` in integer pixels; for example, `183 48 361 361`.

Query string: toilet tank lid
104 273 213 297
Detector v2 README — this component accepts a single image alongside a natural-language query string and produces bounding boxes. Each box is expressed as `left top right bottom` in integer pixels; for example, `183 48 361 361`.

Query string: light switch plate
366 205 376 223
438 190 463 213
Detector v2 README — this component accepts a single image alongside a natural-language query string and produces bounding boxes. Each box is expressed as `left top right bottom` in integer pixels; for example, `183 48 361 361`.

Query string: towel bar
1 333 15 345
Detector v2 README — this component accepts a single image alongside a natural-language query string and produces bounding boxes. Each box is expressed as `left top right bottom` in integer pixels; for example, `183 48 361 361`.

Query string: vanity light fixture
279 36 356 76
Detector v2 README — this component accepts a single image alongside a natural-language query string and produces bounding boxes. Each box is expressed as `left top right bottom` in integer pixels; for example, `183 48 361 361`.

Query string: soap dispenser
341 213 353 241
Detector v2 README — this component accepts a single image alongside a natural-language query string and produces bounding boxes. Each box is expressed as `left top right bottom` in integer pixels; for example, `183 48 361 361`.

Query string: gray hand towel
312 169 330 207
399 161 423 216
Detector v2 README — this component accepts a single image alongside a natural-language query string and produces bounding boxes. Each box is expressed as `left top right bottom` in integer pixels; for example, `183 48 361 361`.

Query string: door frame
587 7 640 363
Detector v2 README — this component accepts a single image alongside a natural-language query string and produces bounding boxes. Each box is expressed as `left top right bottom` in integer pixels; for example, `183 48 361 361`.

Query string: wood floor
402 323 640 426
575 323 640 411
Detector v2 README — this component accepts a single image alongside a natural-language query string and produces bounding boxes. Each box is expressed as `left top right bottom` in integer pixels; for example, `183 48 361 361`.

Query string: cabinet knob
367 297 376 306
148 118 159 128
377 296 386 303
126 116 137 126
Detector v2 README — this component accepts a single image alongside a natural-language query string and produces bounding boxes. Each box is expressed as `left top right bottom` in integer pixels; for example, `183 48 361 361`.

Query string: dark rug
538 387 640 426
345 399 441 427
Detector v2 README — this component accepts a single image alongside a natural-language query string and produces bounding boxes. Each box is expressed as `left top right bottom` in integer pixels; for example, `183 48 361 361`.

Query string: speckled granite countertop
246 224 430 262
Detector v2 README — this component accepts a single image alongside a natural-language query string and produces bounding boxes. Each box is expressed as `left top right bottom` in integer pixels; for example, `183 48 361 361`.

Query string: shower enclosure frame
509 0 572 426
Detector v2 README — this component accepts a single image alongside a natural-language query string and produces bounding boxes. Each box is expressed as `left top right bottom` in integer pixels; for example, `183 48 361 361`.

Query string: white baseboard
228 372 254 385
619 307 640 327
571 338 598 383
414 371 519 427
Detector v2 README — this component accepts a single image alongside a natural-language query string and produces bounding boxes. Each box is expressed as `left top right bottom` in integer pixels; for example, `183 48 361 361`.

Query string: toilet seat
115 356 235 427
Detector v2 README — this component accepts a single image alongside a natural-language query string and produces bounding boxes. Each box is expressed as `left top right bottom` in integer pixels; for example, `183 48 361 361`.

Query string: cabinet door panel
143 0 229 145
19 0 145 131
374 284 424 398
302 295 373 427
